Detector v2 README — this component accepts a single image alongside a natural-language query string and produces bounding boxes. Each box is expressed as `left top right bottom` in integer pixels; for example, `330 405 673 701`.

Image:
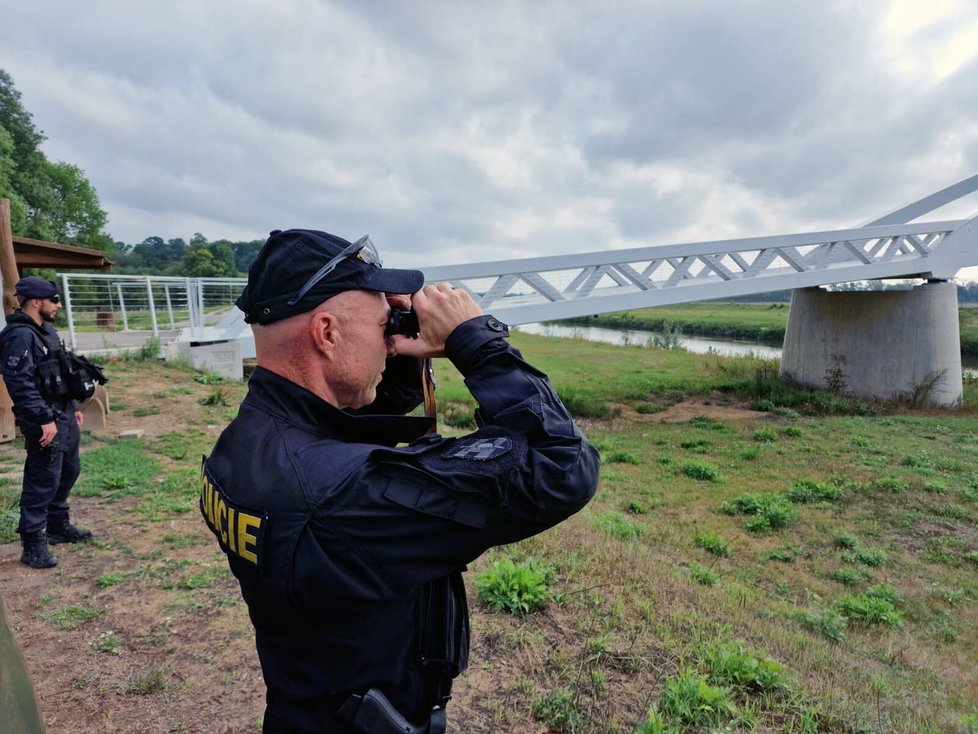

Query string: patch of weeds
96 573 127 588
739 447 759 461
473 557 554 615
787 479 844 504
594 511 644 541
791 608 847 642
635 403 668 415
764 546 799 563
127 666 168 695
557 389 620 420
132 406 161 417
73 441 161 498
720 493 797 532
137 491 194 520
873 476 910 491
689 563 719 586
180 569 225 590
92 630 123 655
627 500 647 515
701 639 789 692
152 430 211 461
753 428 778 442
442 402 476 429
635 708 682 734
833 532 859 549
660 669 738 729
680 439 711 453
193 372 225 385
850 435 870 448
694 531 730 557
901 453 932 469
966 550 978 566
834 592 903 628
530 689 585 734
604 450 640 464
43 605 102 631
689 415 729 432
681 460 721 482
199 388 229 406
783 426 804 438
829 567 868 586
842 548 888 567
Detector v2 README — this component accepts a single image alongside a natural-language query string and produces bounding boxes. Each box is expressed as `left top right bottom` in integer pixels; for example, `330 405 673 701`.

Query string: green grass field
2 336 976 732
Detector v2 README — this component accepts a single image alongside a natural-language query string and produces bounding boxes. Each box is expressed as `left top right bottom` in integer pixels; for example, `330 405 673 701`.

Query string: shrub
842 548 888 567
787 479 844 504
753 428 778 442
764 546 798 563
689 415 729 431
681 461 721 482
473 558 553 615
635 708 682 734
694 531 730 557
595 511 644 541
783 426 803 438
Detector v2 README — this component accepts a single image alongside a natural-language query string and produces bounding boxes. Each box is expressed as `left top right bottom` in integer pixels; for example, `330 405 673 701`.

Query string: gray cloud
0 0 976 272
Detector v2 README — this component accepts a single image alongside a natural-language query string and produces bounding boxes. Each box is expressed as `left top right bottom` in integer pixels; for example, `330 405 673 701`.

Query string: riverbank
1 340 976 733
561 301 978 356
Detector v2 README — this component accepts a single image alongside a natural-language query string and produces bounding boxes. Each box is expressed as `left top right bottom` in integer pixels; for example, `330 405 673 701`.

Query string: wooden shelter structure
0 199 113 442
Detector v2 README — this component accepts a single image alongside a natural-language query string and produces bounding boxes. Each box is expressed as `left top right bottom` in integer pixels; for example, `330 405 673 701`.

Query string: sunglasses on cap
286 235 382 307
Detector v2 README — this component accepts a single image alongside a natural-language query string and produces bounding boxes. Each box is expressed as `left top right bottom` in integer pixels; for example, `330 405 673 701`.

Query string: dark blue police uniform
0 310 81 539
202 315 599 733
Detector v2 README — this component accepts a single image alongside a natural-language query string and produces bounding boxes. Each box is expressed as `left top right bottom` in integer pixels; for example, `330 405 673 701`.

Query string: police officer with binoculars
202 229 599 733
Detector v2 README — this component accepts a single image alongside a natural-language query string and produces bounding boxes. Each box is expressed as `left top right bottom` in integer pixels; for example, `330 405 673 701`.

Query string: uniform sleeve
0 329 54 425
309 315 600 594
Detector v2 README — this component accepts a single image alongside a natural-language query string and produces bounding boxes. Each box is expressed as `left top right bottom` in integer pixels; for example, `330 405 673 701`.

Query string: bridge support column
779 282 962 407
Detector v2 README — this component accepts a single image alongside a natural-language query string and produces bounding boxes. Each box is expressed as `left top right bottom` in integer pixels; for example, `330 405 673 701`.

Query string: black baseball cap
236 229 425 325
15 276 59 299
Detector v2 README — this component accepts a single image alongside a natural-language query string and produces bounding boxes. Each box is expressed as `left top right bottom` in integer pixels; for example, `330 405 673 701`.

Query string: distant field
563 301 978 355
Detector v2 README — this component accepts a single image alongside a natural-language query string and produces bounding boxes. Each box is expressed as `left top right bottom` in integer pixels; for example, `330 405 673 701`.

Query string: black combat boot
46 516 94 545
20 531 58 569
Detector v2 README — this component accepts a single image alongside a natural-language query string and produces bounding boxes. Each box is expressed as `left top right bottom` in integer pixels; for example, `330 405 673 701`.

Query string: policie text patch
442 436 512 461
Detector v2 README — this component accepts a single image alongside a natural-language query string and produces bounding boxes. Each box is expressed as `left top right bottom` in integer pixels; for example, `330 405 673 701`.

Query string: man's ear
308 310 339 357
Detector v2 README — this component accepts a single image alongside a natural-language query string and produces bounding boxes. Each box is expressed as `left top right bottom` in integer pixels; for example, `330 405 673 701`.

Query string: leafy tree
178 240 237 277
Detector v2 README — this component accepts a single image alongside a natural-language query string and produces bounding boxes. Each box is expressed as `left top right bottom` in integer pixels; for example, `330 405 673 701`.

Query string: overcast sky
1 0 977 272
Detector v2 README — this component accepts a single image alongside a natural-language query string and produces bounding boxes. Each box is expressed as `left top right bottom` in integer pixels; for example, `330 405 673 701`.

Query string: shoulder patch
443 436 512 461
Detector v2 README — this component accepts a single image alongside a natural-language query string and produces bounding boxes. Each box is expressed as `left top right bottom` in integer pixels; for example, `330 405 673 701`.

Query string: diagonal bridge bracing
422 217 978 326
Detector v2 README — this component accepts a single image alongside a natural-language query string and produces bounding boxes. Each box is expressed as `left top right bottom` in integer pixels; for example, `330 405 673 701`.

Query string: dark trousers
17 414 81 535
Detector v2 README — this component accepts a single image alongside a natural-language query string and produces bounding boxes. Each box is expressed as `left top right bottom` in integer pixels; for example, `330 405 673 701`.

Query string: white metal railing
58 274 246 350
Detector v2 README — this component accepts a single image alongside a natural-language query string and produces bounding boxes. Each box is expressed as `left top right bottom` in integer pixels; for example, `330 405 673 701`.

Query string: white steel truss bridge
421 174 978 326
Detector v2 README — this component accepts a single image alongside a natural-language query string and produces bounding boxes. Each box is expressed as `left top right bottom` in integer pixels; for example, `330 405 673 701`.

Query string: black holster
338 689 446 734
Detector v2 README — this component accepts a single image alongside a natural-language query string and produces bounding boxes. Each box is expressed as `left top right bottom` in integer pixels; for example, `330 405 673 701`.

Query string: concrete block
175 338 243 381
119 429 145 439
780 282 962 406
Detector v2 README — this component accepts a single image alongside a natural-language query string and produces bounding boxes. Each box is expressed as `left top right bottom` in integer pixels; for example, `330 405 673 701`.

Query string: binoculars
385 308 419 338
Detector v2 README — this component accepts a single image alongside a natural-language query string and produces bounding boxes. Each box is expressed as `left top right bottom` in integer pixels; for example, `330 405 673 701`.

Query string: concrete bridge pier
779 281 963 407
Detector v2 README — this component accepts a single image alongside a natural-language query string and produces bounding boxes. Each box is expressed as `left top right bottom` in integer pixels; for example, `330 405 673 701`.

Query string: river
516 322 978 373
